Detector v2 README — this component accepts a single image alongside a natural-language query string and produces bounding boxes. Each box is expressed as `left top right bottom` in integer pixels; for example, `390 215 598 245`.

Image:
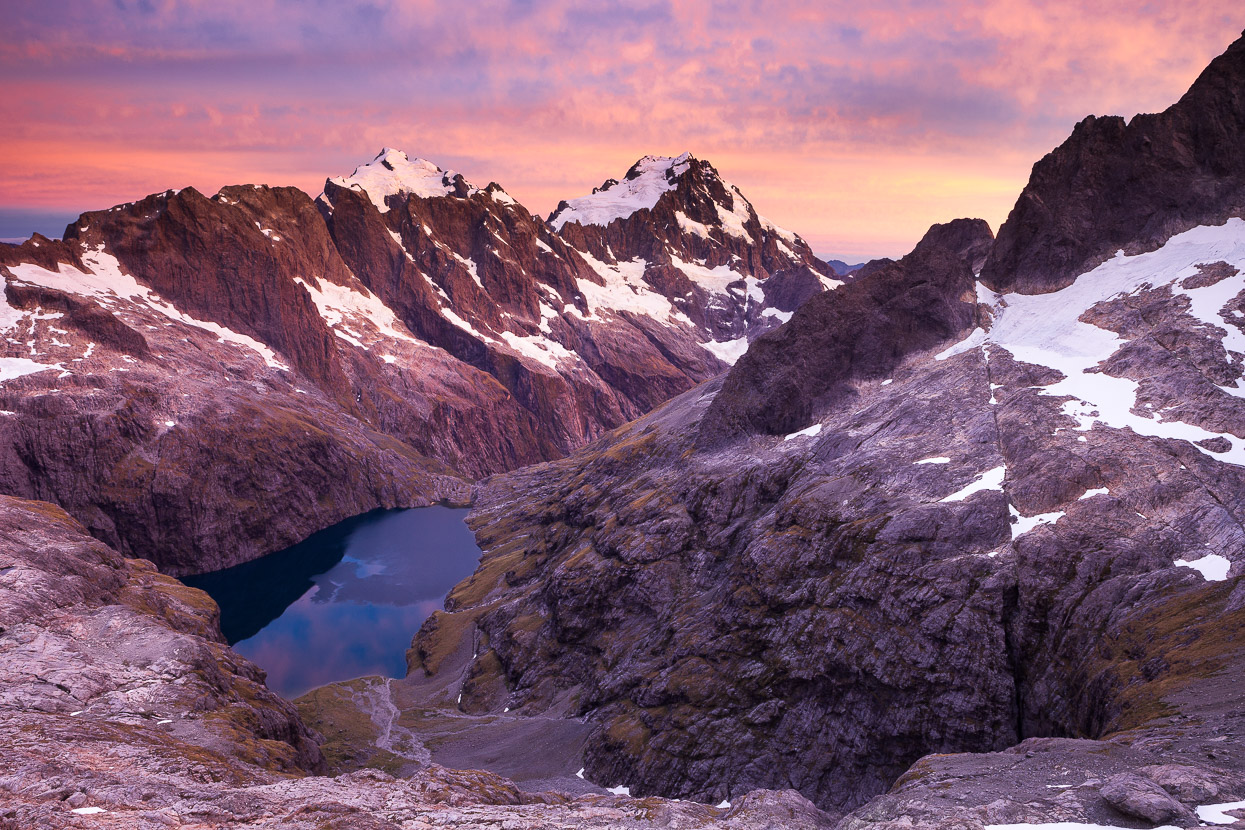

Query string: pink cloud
1 1 1239 257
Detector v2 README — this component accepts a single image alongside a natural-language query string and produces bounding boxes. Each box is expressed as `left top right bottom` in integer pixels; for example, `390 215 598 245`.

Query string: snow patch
703 336 749 365
0 357 57 382
784 423 823 441
1174 552 1231 581
551 153 691 229
760 215 798 244
916 456 950 464
0 290 26 333
328 148 474 213
489 187 516 206
1198 799 1245 825
293 276 423 351
818 272 846 291
937 326 987 360
10 247 289 370
675 211 711 238
949 221 1245 465
498 329 575 371
940 466 1006 503
1010 505 1064 538
449 250 484 289
715 186 755 243
441 307 491 340
607 785 631 796
1079 487 1109 500
669 252 741 297
574 249 691 326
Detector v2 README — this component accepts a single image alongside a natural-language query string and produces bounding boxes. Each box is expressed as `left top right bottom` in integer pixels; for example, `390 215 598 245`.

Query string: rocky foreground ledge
3 493 1243 830
0 493 834 828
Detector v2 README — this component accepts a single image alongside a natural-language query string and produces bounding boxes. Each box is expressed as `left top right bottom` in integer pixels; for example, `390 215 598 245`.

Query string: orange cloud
0 0 1239 257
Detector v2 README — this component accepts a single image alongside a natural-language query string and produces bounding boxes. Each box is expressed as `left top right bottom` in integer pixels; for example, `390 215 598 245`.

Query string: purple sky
2 1 1240 257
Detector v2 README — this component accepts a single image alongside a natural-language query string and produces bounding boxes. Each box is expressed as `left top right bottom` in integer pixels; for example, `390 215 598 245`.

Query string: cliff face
697 219 991 444
414 217 1245 815
0 217 472 574
0 495 323 782
0 149 836 574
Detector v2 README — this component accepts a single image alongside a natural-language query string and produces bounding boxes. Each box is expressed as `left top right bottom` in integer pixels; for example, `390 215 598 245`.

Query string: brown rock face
0 206 473 573
981 32 1245 294
69 186 357 403
0 144 853 574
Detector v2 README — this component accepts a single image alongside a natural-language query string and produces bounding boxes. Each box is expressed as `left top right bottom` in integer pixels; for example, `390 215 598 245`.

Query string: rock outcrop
408 216 1245 816
697 218 991 444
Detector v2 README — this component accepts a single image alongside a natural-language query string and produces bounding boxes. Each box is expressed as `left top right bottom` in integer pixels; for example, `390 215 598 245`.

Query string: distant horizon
2 3 1238 261
0 171 895 261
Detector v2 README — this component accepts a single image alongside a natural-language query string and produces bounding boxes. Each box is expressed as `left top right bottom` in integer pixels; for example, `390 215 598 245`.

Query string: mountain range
0 149 835 573
1 28 1244 830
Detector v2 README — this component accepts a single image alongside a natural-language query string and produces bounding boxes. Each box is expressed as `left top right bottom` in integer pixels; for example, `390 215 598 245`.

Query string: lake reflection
184 506 481 699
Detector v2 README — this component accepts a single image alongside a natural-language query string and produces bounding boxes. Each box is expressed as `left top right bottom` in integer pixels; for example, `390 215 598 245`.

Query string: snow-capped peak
327 148 476 213
550 152 695 230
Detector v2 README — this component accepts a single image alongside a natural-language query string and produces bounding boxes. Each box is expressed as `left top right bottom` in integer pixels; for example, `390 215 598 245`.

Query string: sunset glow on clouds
2 1 1240 257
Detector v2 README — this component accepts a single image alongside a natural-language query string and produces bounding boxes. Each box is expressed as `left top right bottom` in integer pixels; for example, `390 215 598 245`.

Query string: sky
1 2 1240 259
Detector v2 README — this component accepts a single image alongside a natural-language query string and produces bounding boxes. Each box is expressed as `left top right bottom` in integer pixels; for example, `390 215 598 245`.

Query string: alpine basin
184 506 481 699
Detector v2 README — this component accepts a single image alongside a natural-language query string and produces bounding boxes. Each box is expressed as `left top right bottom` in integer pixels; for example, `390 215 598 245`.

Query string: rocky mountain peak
910 217 995 274
697 218 984 445
325 147 479 214
981 31 1245 294
543 152 842 357
549 152 695 230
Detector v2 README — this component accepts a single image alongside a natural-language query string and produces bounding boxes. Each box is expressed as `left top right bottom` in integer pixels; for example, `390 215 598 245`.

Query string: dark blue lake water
183 506 481 699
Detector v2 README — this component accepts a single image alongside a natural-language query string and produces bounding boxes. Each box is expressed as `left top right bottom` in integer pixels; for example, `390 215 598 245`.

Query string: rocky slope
0 150 837 574
0 228 469 574
0 492 840 828
391 32 1245 824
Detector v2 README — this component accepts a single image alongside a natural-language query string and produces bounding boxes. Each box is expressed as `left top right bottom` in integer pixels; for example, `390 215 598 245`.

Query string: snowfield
327 148 475 213
940 220 1245 466
551 153 692 229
